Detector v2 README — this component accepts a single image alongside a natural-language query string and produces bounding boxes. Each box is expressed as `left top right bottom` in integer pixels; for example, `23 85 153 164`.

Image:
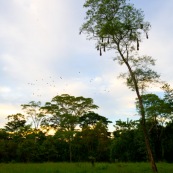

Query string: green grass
0 162 172 173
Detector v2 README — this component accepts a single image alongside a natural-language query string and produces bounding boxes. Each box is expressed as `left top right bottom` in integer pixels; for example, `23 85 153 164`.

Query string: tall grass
0 162 172 173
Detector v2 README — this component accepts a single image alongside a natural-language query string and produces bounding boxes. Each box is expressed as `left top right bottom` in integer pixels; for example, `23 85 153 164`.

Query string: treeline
0 89 173 163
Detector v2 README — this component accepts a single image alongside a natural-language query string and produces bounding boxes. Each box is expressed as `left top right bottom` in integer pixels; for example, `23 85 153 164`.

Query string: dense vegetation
1 90 173 163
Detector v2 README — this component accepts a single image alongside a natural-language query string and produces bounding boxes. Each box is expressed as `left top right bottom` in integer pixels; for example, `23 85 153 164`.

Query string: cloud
0 86 11 93
0 0 173 131
0 104 22 128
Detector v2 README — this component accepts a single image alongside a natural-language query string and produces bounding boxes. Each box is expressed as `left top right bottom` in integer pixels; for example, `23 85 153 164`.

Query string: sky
0 0 173 131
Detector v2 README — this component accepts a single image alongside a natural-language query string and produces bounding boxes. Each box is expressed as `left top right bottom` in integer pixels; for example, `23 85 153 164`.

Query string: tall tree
80 0 159 171
41 94 99 162
21 101 45 130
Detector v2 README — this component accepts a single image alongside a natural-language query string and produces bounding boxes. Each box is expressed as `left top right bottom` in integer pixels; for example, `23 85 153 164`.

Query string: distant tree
93 121 111 161
17 129 46 162
5 113 27 133
76 120 111 162
0 138 7 162
136 94 169 125
52 133 69 161
0 128 8 140
77 113 112 161
111 121 146 162
17 138 41 162
163 121 173 162
114 118 138 132
41 94 99 162
79 112 112 128
21 101 45 130
40 135 59 162
78 112 111 161
162 83 173 121
0 129 9 162
80 0 159 171
41 94 99 130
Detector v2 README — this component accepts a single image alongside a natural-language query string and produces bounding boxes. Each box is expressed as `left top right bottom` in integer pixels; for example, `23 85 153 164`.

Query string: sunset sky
0 0 173 131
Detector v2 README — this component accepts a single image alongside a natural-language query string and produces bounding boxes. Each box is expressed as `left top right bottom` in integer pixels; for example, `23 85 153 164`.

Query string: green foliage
79 112 112 128
2 113 173 163
163 122 173 162
40 94 99 162
41 94 98 130
2 91 173 163
136 94 169 123
5 113 27 133
118 56 160 92
111 119 146 162
162 83 173 119
81 0 150 55
21 101 45 129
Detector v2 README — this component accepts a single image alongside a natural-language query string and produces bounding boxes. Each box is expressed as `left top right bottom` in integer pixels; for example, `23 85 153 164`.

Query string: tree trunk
141 116 158 172
120 53 158 172
135 80 158 173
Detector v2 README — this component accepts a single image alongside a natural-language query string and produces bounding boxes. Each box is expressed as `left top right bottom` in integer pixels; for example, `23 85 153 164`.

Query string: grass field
0 162 172 173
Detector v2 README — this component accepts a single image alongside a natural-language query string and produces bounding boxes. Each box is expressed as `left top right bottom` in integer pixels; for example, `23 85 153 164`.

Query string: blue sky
0 0 173 131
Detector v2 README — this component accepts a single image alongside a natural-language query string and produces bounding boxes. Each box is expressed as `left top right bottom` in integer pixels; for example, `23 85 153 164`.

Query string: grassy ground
0 162 172 173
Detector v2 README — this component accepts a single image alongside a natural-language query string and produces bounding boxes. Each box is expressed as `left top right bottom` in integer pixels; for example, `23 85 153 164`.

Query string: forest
0 89 173 163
